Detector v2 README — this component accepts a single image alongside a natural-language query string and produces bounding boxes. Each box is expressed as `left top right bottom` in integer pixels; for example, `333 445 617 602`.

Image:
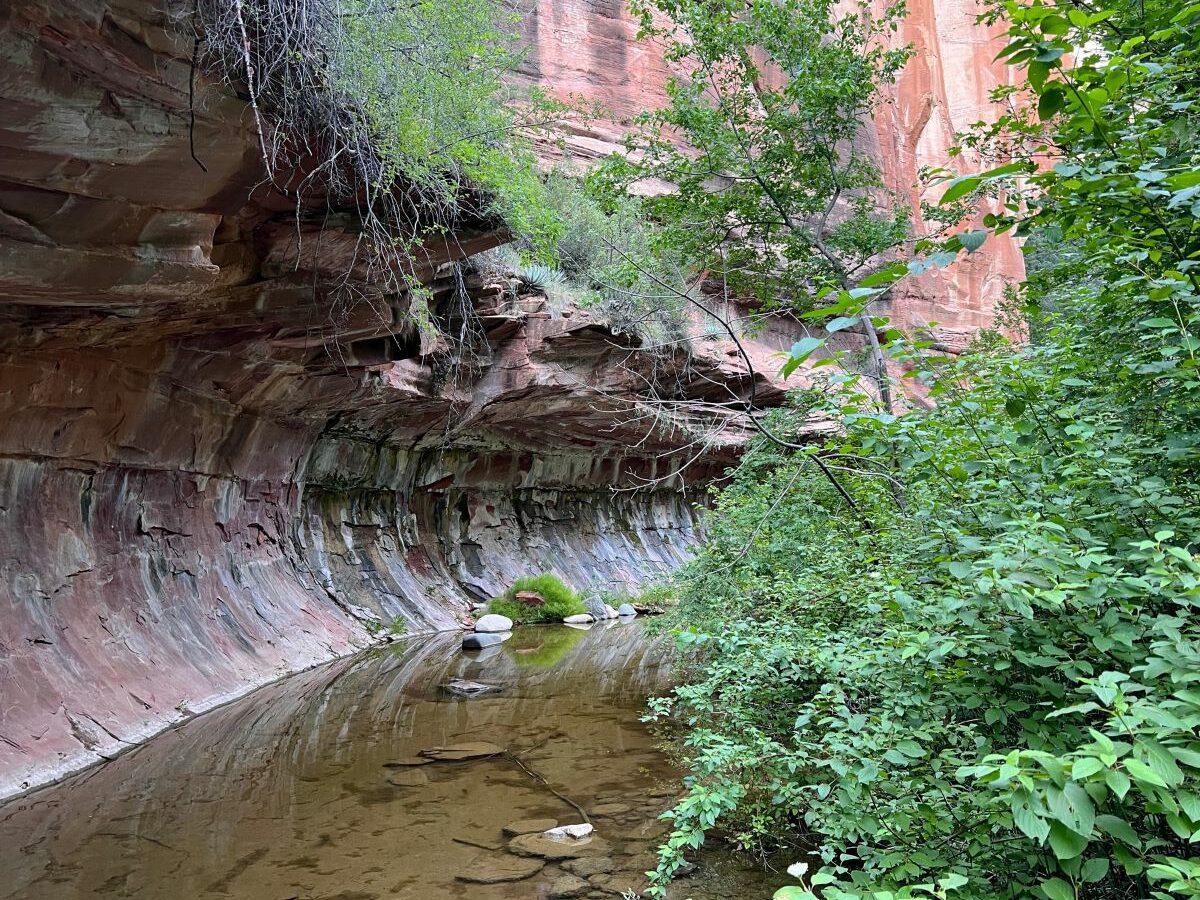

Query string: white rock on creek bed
545 823 593 839
507 830 610 860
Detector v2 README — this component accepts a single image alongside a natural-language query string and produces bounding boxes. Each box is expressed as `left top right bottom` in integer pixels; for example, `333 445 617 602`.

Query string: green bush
633 2 1200 899
488 573 585 624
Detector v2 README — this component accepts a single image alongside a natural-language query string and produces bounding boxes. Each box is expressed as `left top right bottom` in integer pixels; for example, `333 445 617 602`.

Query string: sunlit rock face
0 0 1014 798
515 0 1026 351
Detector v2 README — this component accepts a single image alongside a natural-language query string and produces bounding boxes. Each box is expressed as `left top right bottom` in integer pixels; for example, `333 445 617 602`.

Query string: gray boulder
617 603 637 618
583 595 611 620
475 613 513 633
463 632 508 650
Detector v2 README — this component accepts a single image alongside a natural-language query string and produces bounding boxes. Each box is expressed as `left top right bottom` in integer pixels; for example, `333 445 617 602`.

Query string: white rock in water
617 604 637 618
604 604 620 619
475 614 514 633
545 823 594 840
562 614 594 624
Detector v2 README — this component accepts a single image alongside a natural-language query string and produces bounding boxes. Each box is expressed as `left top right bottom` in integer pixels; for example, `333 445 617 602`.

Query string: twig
503 751 591 825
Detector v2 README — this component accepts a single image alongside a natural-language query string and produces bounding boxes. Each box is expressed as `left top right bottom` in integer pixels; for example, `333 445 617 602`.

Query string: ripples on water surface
0 623 783 899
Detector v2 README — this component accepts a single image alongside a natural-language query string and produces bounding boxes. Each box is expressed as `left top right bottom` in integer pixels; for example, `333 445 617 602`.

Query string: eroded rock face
0 0 1014 799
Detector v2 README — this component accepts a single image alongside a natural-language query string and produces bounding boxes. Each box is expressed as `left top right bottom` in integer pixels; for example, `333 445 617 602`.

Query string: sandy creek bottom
0 622 785 899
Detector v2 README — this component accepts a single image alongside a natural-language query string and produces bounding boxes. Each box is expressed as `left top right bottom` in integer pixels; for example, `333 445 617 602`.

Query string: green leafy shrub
635 1 1200 899
488 573 585 624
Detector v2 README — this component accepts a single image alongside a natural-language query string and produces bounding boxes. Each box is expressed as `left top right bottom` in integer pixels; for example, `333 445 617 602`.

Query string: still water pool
0 623 784 899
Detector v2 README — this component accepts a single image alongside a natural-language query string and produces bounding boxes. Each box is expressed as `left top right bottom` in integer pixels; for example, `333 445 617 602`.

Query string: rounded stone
507 832 611 860
563 614 595 624
617 604 637 618
563 857 614 877
547 873 590 898
463 632 509 650
386 769 429 787
455 854 545 884
475 613 514 633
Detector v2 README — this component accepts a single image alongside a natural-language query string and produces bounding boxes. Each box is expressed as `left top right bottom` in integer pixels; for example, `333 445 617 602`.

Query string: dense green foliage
489 573 586 624
595 0 911 312
641 1 1200 899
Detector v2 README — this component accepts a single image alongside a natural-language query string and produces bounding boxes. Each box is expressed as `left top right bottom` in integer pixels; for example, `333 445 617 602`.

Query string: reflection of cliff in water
0 624 702 899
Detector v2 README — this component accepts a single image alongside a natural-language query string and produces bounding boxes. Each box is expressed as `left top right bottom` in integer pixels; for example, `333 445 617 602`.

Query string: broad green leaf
1038 87 1066 120
1095 814 1140 847
958 230 988 253
1081 858 1109 883
827 316 860 333
1040 878 1074 900
1048 822 1088 860
1124 758 1168 788
939 176 983 205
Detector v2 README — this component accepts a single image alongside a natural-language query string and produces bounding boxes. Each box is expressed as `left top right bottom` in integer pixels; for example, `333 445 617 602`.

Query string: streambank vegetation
621 2 1200 899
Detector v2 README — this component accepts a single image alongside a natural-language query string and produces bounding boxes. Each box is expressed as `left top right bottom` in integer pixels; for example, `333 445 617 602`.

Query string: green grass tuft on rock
488 573 585 624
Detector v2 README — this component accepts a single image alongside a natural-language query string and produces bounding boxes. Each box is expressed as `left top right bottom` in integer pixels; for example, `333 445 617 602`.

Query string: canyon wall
517 0 1025 350
0 0 1020 799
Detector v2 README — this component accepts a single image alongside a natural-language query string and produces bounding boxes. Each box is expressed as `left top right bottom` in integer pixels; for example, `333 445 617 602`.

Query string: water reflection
0 623 780 899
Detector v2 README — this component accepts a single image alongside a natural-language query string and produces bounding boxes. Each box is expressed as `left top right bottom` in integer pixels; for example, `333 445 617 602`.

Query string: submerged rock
591 802 632 817
547 872 590 898
507 832 610 860
502 817 559 837
419 741 505 761
617 604 637 618
382 756 434 768
463 632 508 650
386 769 429 787
442 678 501 698
563 857 614 877
475 613 514 633
455 854 545 884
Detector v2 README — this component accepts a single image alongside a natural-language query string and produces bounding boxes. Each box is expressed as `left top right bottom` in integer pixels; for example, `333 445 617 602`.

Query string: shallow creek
0 622 783 899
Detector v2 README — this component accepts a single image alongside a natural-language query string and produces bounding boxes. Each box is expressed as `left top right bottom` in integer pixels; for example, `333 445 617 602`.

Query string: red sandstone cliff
516 0 1025 350
0 0 1020 799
